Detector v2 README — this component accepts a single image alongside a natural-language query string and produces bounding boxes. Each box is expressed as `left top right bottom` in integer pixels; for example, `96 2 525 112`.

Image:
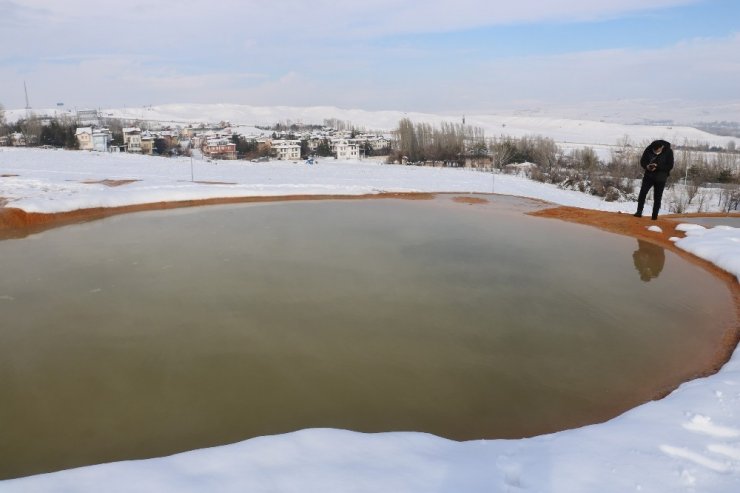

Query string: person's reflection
632 239 665 282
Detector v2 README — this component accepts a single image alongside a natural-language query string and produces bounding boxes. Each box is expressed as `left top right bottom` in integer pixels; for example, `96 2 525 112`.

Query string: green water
0 196 734 479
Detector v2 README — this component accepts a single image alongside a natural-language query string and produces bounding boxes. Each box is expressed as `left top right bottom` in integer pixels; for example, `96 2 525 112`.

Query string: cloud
335 0 702 36
0 0 733 115
5 0 702 45
474 32 740 103
2 31 738 113
0 0 48 28
0 57 269 108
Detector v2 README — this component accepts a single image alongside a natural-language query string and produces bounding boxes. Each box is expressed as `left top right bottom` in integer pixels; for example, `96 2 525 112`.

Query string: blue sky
403 0 738 56
0 0 738 120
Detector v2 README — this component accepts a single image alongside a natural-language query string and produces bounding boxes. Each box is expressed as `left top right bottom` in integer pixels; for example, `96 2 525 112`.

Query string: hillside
5 104 737 149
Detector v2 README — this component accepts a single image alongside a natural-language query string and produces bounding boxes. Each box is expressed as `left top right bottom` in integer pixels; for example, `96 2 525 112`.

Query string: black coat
640 140 674 183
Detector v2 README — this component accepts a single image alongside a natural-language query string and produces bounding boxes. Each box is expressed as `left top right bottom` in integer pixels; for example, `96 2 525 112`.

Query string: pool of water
0 195 735 479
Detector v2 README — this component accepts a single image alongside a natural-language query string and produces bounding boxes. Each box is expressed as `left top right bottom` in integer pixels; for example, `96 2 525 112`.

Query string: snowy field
0 147 638 215
1 147 739 492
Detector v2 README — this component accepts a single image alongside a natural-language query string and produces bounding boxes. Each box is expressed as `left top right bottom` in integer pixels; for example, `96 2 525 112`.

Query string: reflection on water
632 239 665 282
0 196 734 479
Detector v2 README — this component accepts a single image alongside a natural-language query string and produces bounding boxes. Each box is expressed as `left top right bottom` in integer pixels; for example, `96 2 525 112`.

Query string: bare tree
0 102 6 136
571 146 600 170
718 186 740 212
489 136 517 169
393 118 419 162
695 190 707 213
20 113 43 145
391 118 485 165
685 180 701 204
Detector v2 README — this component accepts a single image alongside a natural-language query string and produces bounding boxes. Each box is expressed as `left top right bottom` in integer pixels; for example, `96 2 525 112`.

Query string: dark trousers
636 175 666 218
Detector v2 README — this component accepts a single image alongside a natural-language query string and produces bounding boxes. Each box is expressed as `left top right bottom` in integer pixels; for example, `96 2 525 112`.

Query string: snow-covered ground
0 147 639 215
1 147 739 492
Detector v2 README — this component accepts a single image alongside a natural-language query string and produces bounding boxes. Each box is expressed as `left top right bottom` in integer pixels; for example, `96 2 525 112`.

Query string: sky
0 0 739 120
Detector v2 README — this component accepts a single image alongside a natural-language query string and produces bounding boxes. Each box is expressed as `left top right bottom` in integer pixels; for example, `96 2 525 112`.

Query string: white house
331 139 359 160
91 128 111 152
363 136 391 151
75 127 93 151
306 137 323 151
272 140 301 160
123 127 142 153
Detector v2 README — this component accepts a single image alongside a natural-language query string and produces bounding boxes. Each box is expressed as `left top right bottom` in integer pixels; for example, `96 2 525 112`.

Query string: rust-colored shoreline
529 205 740 397
0 193 738 415
0 192 435 240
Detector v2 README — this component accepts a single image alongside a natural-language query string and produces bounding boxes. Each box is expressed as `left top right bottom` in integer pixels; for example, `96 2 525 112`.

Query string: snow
0 147 639 215
676 223 708 232
1 147 739 492
647 225 663 233
675 225 740 280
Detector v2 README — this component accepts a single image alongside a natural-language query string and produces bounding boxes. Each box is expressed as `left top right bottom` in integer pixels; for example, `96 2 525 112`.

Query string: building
91 128 111 152
306 137 327 152
202 137 237 160
361 136 391 151
76 127 112 152
159 130 179 149
10 133 27 146
75 127 93 151
123 127 142 153
140 133 154 155
272 140 301 160
331 139 359 160
76 109 100 127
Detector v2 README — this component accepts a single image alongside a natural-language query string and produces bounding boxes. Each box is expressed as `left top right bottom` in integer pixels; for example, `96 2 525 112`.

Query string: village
0 108 392 162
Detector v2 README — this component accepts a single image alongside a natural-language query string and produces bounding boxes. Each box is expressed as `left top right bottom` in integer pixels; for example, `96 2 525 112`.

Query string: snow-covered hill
6 103 737 148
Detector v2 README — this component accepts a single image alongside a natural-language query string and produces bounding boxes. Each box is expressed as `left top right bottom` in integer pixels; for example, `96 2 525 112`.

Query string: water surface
0 196 734 479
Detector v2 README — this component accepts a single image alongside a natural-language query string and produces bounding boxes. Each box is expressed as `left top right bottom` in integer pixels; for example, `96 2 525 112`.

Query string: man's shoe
633 212 642 217
651 215 658 220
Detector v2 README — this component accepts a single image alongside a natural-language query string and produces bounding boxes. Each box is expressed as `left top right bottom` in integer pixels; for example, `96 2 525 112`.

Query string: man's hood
651 139 671 150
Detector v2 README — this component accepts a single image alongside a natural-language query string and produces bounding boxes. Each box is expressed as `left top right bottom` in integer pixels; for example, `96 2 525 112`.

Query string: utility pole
24 81 31 113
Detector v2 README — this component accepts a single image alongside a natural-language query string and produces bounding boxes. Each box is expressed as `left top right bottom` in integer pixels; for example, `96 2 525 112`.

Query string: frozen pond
0 195 735 479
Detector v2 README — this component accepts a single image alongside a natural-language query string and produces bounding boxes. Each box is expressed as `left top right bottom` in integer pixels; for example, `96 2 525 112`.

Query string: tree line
389 118 487 164
0 110 80 149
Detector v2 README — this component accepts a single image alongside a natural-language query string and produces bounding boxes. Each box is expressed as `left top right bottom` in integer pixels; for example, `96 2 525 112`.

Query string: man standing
634 140 674 220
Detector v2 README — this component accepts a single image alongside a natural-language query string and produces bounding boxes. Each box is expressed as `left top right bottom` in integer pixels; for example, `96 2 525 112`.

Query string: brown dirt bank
0 192 434 240
452 196 490 205
529 205 740 395
81 179 141 187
